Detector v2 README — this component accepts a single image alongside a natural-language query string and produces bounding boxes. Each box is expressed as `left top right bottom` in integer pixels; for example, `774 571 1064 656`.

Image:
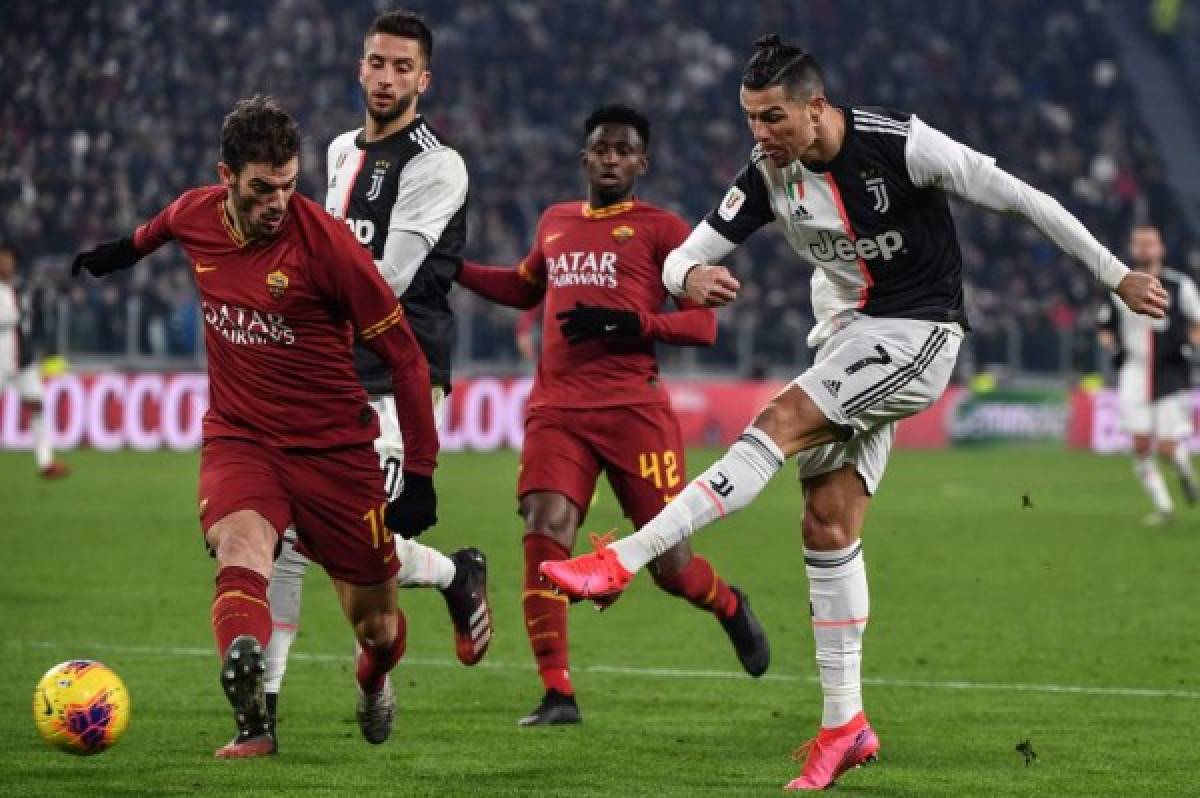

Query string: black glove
556 302 640 345
385 471 437 539
71 236 142 278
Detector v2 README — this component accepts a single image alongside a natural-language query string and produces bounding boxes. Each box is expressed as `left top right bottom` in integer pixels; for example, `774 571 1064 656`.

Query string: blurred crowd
1 0 1192 373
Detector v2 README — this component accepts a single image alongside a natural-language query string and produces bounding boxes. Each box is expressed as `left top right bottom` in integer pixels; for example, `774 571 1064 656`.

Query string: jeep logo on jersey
810 230 904 263
344 217 375 245
865 177 889 213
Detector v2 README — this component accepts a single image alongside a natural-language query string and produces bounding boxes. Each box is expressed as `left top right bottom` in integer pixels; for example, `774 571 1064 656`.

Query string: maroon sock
653 555 738 619
211 566 272 656
522 533 573 695
356 610 407 694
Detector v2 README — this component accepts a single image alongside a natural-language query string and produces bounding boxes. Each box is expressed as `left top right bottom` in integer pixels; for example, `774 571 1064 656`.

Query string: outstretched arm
905 116 1167 317
457 260 546 309
73 196 183 277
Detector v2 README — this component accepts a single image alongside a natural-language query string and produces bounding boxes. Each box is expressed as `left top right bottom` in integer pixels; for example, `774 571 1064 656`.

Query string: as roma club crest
266 269 289 299
612 225 635 243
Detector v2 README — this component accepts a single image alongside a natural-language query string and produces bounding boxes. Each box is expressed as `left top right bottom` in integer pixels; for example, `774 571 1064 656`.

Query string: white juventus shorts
792 314 962 494
370 386 446 500
1 363 44 402
1119 390 1194 440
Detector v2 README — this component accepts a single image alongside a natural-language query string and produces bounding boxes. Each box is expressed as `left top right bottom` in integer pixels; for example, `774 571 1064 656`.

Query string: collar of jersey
582 199 635 219
355 114 425 149
217 196 248 248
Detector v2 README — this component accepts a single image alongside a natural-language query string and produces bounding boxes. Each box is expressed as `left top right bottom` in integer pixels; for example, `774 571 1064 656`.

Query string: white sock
264 532 308 693
806 541 868 729
395 537 456 589
609 427 785 573
1135 456 1173 514
30 411 52 470
1169 444 1196 485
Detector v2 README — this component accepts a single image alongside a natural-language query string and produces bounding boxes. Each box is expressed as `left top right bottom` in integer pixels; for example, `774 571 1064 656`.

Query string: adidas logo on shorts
823 379 842 397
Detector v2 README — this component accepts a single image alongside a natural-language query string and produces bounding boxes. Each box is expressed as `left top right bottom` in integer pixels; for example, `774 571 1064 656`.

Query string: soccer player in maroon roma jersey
71 96 440 757
457 105 770 726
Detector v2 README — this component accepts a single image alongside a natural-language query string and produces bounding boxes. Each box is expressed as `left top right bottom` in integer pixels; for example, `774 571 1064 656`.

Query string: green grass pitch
1 446 1197 796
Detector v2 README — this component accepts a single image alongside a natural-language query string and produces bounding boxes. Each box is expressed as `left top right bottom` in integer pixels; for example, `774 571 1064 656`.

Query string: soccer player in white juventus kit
1097 224 1200 525
0 243 68 479
540 35 1168 790
263 11 491 738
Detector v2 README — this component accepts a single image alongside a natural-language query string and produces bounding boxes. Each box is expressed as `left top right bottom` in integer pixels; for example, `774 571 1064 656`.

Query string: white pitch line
9 639 1198 700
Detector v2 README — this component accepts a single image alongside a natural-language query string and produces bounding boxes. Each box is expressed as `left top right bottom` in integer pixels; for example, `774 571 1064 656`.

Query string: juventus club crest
365 160 391 202
865 176 889 213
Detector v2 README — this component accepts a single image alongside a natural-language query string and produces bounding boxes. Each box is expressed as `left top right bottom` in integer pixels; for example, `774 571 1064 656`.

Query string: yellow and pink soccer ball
33 660 130 755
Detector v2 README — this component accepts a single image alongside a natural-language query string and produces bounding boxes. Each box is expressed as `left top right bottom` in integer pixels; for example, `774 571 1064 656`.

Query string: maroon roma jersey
516 200 696 409
133 185 438 472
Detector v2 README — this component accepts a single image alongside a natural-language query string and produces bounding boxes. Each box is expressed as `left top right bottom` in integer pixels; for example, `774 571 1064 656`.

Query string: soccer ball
33 660 131 755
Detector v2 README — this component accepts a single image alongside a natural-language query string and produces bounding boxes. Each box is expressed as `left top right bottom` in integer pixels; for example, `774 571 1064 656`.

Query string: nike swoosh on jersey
544 232 564 244
194 262 217 273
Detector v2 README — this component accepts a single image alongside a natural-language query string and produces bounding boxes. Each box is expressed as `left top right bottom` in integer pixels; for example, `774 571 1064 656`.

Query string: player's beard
365 87 417 127
230 186 284 242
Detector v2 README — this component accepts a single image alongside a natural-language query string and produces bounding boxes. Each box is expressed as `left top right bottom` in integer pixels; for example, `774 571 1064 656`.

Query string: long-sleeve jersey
133 185 438 473
665 106 1129 348
459 199 716 409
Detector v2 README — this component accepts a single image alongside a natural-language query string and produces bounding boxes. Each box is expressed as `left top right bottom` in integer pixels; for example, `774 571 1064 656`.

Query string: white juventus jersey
323 115 469 390
704 108 975 345
1098 267 1200 401
0 282 20 372
670 105 1129 348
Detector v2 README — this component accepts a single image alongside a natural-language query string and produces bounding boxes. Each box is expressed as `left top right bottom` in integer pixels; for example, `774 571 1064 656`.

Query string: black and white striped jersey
326 115 468 391
705 106 973 345
1098 267 1200 400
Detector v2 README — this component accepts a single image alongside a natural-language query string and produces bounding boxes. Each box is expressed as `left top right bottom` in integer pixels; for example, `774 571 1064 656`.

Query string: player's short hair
366 10 433 64
0 240 17 260
583 105 651 152
220 95 300 175
742 34 824 101
1131 222 1162 236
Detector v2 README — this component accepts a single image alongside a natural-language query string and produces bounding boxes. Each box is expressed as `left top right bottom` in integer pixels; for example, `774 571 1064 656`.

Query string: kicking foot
356 674 396 744
785 712 879 791
215 636 274 758
718 586 770 677
538 533 632 604
441 548 493 665
517 689 582 726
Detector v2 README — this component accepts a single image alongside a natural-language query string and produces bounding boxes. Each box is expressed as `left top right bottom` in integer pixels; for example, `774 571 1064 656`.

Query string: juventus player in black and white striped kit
538 35 1168 790
264 11 491 744
1097 224 1200 525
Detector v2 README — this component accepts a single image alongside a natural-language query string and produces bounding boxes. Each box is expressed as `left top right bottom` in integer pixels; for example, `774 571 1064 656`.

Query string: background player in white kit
0 243 68 479
539 35 1168 791
264 11 491 733
1097 223 1200 525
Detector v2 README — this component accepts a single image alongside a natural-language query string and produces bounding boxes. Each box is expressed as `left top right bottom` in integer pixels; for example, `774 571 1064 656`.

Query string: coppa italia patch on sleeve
718 185 746 221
